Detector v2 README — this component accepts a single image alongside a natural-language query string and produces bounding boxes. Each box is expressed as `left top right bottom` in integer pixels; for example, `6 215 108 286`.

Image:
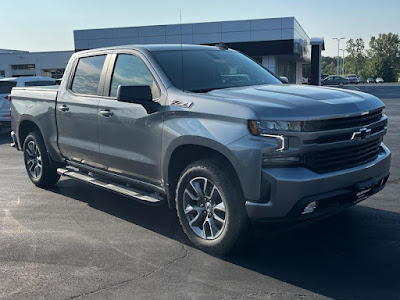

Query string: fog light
302 201 317 215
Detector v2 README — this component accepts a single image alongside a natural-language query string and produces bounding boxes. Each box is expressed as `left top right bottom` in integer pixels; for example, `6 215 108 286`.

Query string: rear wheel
23 132 60 187
175 159 249 255
339 82 344 87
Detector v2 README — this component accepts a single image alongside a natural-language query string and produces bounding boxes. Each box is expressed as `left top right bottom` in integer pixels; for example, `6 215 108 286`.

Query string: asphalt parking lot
0 85 399 300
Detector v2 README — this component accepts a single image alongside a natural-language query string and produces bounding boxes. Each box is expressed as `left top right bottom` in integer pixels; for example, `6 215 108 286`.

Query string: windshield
153 49 282 92
0 81 17 94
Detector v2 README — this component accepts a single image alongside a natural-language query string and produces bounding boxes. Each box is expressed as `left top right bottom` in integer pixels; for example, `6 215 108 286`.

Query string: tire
339 82 344 87
23 131 60 187
175 159 249 255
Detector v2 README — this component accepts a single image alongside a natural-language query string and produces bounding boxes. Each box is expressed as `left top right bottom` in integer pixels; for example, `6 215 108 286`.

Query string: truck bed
12 85 59 102
11 85 60 160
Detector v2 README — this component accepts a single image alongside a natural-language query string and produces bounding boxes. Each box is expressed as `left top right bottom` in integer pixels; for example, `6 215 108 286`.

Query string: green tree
321 56 337 75
345 38 367 77
368 33 400 82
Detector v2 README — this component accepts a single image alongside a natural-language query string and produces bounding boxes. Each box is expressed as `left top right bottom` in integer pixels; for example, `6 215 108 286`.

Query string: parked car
346 74 359 84
321 75 349 87
10 45 391 254
0 76 56 132
376 77 384 83
367 78 375 84
358 77 365 84
0 76 55 132
321 74 329 80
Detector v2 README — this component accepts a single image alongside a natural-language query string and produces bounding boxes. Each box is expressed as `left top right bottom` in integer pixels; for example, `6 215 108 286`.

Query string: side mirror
279 76 289 84
117 85 160 114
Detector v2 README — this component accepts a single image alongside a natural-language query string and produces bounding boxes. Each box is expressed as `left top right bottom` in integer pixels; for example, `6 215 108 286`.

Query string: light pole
339 49 345 76
333 37 346 75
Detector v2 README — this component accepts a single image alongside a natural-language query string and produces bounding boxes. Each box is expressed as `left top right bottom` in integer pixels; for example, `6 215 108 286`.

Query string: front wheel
339 82 344 87
175 159 249 255
23 132 60 187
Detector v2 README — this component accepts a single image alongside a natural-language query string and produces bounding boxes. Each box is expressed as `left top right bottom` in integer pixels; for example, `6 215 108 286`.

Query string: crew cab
10 45 391 254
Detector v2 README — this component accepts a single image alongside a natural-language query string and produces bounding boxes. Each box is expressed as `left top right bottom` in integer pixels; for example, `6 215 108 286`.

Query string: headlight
248 120 288 151
249 120 305 134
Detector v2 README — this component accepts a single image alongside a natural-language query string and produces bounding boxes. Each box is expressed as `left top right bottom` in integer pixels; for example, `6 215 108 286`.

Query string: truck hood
206 84 384 120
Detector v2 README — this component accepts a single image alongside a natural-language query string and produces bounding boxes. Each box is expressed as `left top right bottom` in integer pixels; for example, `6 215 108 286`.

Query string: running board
57 167 164 205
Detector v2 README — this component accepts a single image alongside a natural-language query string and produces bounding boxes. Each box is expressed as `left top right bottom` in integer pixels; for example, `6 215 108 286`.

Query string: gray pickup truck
10 44 391 254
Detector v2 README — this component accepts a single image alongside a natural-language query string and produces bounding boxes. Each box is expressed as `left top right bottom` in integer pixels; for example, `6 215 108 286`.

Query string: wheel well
167 144 241 208
19 120 41 147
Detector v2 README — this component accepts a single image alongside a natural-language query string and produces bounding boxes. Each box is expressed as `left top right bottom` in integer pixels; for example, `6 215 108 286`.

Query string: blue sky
1 0 399 57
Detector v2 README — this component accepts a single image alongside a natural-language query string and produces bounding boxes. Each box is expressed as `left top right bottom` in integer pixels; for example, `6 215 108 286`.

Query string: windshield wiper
187 87 225 93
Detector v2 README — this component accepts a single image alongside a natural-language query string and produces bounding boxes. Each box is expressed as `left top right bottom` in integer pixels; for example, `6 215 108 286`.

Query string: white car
0 76 56 132
376 77 384 83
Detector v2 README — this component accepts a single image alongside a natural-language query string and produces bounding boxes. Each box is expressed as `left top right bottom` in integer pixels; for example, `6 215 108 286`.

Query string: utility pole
333 37 346 75
339 49 345 76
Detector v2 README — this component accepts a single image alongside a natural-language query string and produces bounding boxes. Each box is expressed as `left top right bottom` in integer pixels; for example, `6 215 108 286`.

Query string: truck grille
305 109 383 131
305 138 382 173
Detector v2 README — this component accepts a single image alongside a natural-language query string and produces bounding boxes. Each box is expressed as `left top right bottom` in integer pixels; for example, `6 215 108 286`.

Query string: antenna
180 9 185 91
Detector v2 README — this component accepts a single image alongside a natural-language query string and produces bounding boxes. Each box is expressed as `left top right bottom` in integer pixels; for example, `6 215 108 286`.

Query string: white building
73 17 310 84
0 49 73 79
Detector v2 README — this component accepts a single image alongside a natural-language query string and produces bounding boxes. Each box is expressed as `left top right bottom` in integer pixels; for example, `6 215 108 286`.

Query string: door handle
99 109 114 118
58 104 69 112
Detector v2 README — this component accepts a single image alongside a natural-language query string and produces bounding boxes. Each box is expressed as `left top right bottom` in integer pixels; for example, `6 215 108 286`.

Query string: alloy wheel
183 177 226 240
25 140 42 179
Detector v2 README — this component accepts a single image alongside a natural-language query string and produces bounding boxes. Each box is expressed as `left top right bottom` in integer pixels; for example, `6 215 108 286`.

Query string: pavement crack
141 244 189 279
65 278 135 300
387 177 400 185
64 245 189 299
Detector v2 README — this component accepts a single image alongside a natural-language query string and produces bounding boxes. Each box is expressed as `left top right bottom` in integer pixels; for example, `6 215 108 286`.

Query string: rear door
98 52 164 185
56 54 109 168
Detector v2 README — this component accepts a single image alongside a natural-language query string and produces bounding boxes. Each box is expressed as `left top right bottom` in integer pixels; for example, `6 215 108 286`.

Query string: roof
77 44 222 55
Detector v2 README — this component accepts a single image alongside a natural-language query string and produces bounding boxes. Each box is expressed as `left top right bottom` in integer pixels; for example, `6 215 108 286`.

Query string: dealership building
0 49 73 79
74 17 311 84
0 17 314 83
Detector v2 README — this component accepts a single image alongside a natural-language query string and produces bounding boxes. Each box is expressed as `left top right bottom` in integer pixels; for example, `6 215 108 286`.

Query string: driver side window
109 54 160 99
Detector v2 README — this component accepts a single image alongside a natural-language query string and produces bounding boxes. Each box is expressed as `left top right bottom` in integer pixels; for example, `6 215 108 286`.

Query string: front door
98 53 163 186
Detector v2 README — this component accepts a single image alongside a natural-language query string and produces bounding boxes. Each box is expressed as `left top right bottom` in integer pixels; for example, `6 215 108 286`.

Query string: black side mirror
117 85 160 114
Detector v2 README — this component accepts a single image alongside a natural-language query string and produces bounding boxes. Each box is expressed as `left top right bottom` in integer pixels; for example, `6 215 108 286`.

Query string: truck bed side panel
11 87 64 162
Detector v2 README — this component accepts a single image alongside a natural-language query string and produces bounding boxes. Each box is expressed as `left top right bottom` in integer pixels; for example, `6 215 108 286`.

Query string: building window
0 70 5 77
11 64 36 70
41 68 65 79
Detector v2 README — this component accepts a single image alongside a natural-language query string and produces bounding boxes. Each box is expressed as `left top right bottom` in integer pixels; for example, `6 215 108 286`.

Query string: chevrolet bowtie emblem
351 127 372 140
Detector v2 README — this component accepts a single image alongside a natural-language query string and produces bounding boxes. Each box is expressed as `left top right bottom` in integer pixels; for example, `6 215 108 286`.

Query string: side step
57 167 164 205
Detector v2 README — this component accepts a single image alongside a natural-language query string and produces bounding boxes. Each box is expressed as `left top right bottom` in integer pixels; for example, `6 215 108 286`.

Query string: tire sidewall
175 160 247 254
23 132 59 187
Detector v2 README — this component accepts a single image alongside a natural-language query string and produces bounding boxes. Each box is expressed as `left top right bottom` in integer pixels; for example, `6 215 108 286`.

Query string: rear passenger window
71 55 106 95
109 54 160 99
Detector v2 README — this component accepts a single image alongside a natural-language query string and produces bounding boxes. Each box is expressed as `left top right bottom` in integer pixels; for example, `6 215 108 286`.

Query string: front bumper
246 144 391 221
